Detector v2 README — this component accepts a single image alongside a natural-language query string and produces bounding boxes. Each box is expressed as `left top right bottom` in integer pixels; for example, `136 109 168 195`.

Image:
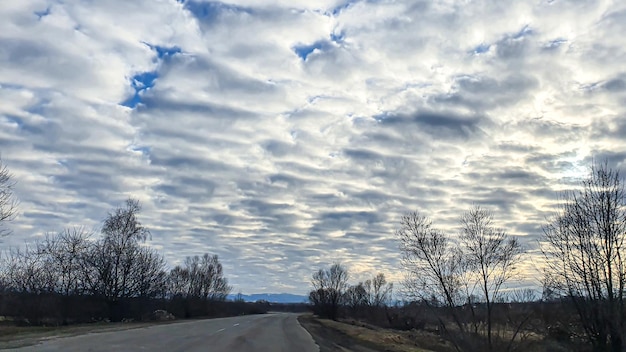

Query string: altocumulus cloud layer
1 0 626 294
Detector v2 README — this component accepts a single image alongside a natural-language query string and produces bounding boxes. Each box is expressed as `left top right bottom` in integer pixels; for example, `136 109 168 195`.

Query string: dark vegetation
0 157 18 237
309 162 626 352
0 159 266 326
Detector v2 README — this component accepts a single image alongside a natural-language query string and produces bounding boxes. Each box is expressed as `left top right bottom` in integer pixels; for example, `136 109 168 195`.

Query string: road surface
9 313 319 352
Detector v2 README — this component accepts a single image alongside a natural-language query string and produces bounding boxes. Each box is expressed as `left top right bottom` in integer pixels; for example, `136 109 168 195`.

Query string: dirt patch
298 315 437 352
298 315 381 352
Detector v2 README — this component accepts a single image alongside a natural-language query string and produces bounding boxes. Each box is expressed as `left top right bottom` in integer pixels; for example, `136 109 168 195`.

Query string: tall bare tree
460 205 522 351
198 254 230 301
0 156 18 237
543 162 626 351
398 209 523 352
87 198 153 300
397 212 466 344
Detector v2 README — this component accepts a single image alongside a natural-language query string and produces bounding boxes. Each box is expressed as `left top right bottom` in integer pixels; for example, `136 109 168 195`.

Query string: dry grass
315 317 452 352
302 315 572 352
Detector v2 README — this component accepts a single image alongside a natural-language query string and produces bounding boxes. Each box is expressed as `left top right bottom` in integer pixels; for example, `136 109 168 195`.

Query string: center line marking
217 328 226 332
233 323 240 327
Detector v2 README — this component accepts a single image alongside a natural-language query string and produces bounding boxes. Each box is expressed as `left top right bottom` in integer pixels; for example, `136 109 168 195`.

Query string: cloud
1 0 625 294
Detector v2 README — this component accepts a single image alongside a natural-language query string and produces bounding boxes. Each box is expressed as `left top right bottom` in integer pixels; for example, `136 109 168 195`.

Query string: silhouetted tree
0 156 18 237
1 229 93 296
365 273 393 307
85 198 162 300
309 263 348 320
345 282 368 311
543 162 626 352
398 208 523 352
168 253 231 301
2 245 53 293
460 205 522 351
132 246 168 299
168 266 189 297
397 212 465 319
36 227 93 295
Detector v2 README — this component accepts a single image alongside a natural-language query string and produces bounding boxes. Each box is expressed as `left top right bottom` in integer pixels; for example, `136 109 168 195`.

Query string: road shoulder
297 315 388 352
298 315 440 352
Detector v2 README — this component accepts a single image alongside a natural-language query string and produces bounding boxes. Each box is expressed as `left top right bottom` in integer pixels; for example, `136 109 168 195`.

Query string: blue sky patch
330 31 345 44
154 45 181 58
119 44 177 108
184 1 252 22
143 42 182 59
121 71 158 108
293 40 329 60
473 43 490 54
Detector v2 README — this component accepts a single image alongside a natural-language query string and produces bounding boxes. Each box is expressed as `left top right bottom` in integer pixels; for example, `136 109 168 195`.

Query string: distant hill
228 293 308 303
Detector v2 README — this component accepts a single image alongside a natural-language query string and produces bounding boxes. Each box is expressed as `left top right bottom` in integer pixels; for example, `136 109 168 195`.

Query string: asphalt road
9 313 320 352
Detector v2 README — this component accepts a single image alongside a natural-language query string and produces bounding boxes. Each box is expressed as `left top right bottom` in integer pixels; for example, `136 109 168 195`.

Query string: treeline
0 198 263 324
310 163 626 352
308 217 565 352
308 264 393 321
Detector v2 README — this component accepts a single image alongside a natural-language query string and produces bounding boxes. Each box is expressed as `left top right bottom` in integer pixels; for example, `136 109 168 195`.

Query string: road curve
9 313 319 352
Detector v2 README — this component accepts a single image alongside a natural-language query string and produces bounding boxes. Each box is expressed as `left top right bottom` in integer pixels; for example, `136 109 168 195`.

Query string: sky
1 0 625 296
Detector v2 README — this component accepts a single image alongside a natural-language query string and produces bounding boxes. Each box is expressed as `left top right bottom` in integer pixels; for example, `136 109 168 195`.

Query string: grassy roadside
298 314 446 352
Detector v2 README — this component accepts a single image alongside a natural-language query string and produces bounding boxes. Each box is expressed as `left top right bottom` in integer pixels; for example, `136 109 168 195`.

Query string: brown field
299 314 456 352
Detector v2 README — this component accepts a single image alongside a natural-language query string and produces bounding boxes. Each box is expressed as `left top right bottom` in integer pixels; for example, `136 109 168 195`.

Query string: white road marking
233 323 240 327
217 328 226 332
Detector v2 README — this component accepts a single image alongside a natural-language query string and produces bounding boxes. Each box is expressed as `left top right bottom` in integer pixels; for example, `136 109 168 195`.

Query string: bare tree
507 288 537 304
0 229 92 296
131 246 168 299
397 212 464 308
168 266 190 298
102 198 150 245
2 245 54 294
365 273 393 307
543 162 626 351
199 254 231 301
0 156 18 237
37 227 93 295
167 253 231 301
345 282 368 312
87 198 153 300
398 209 523 352
309 263 349 320
460 205 522 351
397 211 466 349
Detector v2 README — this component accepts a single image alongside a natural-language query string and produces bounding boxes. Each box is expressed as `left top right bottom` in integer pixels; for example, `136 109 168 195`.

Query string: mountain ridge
228 293 308 303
